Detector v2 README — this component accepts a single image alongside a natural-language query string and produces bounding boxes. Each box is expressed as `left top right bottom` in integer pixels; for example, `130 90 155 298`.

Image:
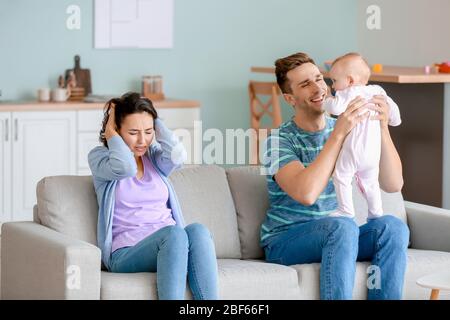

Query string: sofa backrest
226 166 269 260
35 165 407 262
169 165 242 259
352 181 407 227
36 175 98 246
36 165 242 260
225 166 408 260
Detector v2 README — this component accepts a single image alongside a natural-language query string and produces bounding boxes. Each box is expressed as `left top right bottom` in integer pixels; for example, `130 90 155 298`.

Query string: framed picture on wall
94 0 174 49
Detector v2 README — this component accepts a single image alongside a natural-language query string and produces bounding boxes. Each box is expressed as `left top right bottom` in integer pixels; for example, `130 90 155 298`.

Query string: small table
416 271 450 300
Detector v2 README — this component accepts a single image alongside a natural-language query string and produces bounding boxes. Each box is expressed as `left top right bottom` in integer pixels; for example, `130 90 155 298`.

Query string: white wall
357 0 450 66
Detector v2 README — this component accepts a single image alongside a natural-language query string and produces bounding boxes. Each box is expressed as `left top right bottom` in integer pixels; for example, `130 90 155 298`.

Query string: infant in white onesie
324 53 401 220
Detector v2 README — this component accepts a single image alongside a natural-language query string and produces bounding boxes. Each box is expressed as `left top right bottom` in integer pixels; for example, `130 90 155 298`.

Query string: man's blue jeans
264 215 410 299
110 223 219 300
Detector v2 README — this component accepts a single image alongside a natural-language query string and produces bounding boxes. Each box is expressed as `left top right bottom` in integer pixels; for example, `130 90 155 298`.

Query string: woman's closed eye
128 129 153 135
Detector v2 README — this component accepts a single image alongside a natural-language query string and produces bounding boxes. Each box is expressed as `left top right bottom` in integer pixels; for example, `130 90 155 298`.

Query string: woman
88 92 218 300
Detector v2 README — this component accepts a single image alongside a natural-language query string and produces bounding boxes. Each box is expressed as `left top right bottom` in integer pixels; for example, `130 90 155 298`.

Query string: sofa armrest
1 222 101 300
405 200 450 252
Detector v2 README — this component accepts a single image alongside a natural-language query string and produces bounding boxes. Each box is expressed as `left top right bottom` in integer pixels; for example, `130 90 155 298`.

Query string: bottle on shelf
142 75 165 101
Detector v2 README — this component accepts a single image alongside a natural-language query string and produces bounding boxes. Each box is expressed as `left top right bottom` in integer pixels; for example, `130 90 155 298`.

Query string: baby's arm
323 93 347 116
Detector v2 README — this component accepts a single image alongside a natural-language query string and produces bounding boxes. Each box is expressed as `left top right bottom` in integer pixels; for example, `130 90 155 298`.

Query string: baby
324 52 401 220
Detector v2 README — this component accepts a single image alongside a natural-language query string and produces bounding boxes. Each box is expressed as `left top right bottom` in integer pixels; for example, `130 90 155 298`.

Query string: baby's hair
331 52 371 85
331 52 364 67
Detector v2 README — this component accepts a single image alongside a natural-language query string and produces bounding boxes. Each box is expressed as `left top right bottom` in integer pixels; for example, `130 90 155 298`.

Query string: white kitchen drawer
156 108 200 128
78 109 104 131
172 128 197 165
78 131 102 170
77 168 93 176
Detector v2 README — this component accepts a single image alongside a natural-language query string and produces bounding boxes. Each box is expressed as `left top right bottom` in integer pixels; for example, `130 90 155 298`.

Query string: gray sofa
2 165 450 299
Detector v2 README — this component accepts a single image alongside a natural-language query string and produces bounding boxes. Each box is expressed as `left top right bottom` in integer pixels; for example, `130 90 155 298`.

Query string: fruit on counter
435 62 450 73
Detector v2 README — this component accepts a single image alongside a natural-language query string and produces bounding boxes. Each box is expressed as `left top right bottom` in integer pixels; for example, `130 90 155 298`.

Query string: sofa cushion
226 166 408 260
36 175 98 245
290 260 371 299
101 272 194 300
289 249 450 300
217 259 299 299
101 272 157 300
100 259 299 300
169 165 241 259
226 166 268 259
402 249 450 299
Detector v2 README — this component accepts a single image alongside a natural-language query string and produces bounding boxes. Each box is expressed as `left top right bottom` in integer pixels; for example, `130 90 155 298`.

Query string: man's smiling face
283 62 328 115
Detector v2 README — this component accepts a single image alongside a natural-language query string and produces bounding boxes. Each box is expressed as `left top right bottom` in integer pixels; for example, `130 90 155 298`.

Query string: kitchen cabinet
77 109 104 175
0 111 76 222
0 113 12 222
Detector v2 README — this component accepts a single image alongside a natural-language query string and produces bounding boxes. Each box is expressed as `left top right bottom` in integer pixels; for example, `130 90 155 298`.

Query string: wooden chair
248 80 282 164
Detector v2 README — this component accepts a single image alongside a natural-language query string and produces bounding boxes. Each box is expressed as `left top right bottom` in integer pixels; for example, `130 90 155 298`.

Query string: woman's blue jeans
110 223 219 300
264 215 410 300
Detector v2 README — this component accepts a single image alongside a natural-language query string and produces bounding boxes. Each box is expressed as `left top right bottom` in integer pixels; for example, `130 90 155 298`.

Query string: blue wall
0 0 357 130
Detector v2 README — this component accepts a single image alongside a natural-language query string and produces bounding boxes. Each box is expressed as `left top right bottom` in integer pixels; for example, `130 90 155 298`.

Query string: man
260 52 409 300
